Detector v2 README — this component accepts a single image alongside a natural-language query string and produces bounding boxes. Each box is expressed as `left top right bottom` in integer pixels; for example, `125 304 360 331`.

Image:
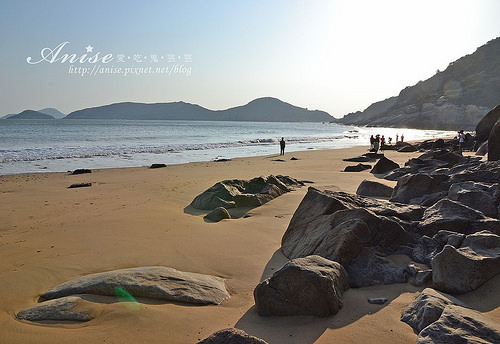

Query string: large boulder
40 266 230 305
346 247 407 287
17 296 93 322
190 175 303 210
370 156 400 174
432 231 500 294
475 104 500 143
418 199 500 236
356 179 393 197
281 188 407 264
417 305 500 344
489 118 500 161
401 288 470 333
390 173 450 205
254 255 349 317
448 181 500 218
197 328 269 344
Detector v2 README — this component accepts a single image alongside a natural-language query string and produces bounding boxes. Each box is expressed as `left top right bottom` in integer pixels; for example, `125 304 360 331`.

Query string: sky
0 0 499 118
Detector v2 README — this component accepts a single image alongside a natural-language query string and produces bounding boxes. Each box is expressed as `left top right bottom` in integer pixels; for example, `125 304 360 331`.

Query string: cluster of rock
277 135 500 340
401 288 500 343
16 266 229 322
285 148 500 290
190 175 305 222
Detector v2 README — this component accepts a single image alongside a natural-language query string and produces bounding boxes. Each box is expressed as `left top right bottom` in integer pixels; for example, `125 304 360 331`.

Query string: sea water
0 119 455 175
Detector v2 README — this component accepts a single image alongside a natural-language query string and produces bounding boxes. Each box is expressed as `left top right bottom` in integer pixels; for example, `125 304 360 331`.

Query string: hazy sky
1 0 499 118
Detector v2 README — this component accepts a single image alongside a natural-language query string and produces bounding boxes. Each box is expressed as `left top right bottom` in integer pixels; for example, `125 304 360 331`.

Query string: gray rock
204 207 231 222
450 161 500 184
254 255 348 317
68 182 92 189
343 155 374 163
149 163 167 169
311 219 371 267
71 169 91 175
282 196 406 262
418 149 466 168
401 288 469 333
418 199 500 237
489 118 500 161
40 266 229 305
346 247 407 287
356 179 393 197
476 104 500 143
417 305 500 344
344 163 372 172
390 173 450 205
411 236 441 265
281 188 414 266
412 231 465 266
397 144 418 152
432 231 500 294
17 296 92 322
414 270 432 286
476 141 488 156
448 181 500 218
197 328 269 344
190 175 303 210
370 156 400 174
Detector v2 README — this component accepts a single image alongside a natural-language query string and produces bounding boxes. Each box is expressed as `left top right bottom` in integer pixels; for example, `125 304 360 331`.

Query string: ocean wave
0 134 358 163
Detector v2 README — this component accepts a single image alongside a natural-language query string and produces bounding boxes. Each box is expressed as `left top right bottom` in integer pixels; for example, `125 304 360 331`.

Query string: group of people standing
370 133 404 153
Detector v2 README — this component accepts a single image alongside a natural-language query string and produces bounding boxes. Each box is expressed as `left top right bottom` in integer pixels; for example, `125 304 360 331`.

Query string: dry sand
1 146 499 344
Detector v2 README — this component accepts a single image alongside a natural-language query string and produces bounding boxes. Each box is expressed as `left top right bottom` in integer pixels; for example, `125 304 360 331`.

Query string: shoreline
1 143 495 344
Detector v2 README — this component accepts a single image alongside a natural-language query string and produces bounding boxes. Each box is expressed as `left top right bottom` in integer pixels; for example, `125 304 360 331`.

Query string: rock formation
190 175 304 210
432 231 500 294
40 266 229 305
417 305 500 343
401 288 470 333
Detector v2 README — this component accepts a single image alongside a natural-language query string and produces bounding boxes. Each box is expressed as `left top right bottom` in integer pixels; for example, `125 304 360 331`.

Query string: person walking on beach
373 135 380 153
458 130 466 154
370 135 375 150
380 135 385 151
279 137 286 155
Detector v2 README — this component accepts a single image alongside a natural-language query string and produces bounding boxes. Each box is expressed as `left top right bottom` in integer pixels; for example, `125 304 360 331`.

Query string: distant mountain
64 97 333 122
38 108 66 119
6 110 54 120
337 37 500 130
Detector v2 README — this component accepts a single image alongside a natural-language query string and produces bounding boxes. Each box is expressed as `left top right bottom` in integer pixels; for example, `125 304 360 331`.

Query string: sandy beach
1 145 499 344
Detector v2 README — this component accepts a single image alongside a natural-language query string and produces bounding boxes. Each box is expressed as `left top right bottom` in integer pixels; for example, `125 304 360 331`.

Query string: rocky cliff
338 37 500 130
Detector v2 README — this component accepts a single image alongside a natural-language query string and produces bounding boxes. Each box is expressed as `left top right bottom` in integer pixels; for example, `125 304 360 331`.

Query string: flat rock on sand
40 266 229 305
17 296 92 322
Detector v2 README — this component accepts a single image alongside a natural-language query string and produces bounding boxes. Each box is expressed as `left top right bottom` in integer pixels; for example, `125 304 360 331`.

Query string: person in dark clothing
279 137 286 155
